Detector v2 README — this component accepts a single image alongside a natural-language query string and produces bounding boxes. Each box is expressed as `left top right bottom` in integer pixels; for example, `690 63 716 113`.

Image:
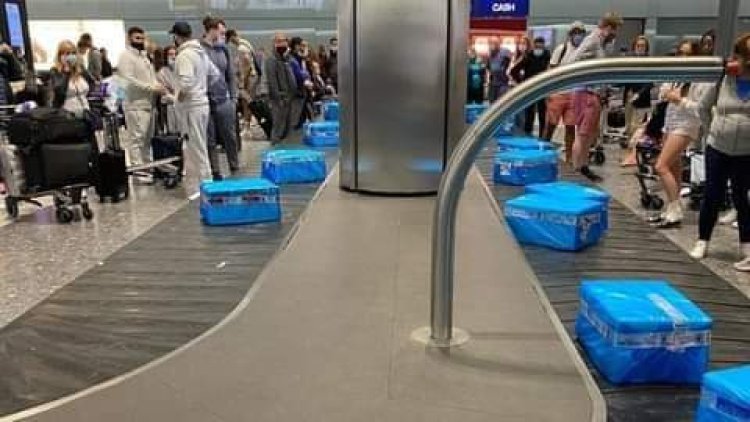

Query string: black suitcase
40 143 94 189
95 113 129 202
248 99 272 140
151 104 183 188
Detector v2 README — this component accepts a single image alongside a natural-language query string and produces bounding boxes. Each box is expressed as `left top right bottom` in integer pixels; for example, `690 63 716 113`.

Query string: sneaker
720 209 738 225
580 166 603 182
732 221 739 229
733 257 750 272
134 174 154 185
690 241 709 260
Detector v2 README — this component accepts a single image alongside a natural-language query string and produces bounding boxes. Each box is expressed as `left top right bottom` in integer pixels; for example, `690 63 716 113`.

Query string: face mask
533 49 544 57
572 34 584 47
64 53 78 66
215 36 226 47
276 46 288 56
131 42 145 51
167 58 176 68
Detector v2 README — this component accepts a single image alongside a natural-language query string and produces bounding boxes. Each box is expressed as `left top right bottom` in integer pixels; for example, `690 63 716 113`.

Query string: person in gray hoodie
201 16 239 179
170 21 215 195
265 33 298 143
691 33 750 271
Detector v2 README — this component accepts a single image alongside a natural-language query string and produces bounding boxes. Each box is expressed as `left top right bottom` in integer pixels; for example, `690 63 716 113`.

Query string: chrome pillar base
411 327 470 348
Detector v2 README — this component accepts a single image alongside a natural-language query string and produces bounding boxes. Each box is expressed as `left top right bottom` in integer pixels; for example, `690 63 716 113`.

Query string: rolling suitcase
95 113 129 202
151 104 183 189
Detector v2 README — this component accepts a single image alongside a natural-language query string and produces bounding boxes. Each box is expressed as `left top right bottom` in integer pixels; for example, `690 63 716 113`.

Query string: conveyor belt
477 146 750 422
0 146 338 417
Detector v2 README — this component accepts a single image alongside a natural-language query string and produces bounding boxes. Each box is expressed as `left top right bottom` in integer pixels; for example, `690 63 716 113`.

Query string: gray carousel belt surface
0 147 338 417
10 169 597 422
477 146 750 422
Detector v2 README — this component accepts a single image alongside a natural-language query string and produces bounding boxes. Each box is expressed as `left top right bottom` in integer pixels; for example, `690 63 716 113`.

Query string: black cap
169 21 192 37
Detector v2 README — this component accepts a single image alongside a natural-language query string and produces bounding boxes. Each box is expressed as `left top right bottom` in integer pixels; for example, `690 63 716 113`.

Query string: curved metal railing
429 57 725 346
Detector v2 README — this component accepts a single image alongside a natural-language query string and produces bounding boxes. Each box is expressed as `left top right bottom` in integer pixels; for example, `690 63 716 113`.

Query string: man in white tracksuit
170 21 214 196
117 26 165 174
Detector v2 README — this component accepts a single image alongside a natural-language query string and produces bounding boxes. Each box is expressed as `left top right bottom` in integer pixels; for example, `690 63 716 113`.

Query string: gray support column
716 0 740 58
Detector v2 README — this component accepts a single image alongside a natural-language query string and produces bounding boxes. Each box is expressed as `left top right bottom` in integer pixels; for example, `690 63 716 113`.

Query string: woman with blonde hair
48 40 94 116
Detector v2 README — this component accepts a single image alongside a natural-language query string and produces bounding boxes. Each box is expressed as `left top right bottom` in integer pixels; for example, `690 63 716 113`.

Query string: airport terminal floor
0 126 749 421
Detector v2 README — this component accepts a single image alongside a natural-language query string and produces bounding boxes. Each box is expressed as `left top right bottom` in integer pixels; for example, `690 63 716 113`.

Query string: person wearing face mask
325 37 338 91
117 26 166 176
523 37 551 137
562 12 624 182
690 34 750 272
156 45 181 134
170 21 215 196
48 40 95 115
200 16 240 179
545 22 586 163
487 38 511 102
265 33 298 144
288 37 313 130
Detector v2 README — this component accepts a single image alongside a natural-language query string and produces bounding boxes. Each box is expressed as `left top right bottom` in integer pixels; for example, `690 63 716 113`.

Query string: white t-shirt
63 77 90 116
550 42 578 67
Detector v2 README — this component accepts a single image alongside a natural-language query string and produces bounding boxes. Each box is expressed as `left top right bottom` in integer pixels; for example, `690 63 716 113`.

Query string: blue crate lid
703 366 750 412
465 103 488 111
201 178 279 196
306 121 339 130
506 193 601 215
497 136 556 151
526 181 611 203
495 149 558 162
580 280 713 334
263 149 325 162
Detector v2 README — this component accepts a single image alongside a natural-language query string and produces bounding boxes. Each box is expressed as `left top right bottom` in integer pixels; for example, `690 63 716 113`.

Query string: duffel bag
8 107 91 148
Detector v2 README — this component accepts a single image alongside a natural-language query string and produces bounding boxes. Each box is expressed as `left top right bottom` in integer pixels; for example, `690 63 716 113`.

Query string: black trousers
467 87 484 104
699 145 750 243
524 100 547 138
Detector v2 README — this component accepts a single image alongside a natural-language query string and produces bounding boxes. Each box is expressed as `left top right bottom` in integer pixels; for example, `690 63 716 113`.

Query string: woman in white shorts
653 40 711 228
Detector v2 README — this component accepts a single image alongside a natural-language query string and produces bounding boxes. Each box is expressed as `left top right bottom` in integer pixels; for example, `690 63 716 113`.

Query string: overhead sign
471 0 530 19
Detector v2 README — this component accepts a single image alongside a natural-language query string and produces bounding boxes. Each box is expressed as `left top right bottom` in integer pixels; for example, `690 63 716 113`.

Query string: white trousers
177 103 212 196
123 108 155 166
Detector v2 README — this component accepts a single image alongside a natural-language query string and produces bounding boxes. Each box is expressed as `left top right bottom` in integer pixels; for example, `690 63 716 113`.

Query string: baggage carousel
477 145 750 422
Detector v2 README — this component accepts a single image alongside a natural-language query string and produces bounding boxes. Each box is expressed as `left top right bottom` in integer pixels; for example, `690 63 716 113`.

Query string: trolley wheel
641 194 664 211
81 203 94 221
5 197 18 219
55 207 75 224
592 150 606 166
163 176 179 190
619 139 630 149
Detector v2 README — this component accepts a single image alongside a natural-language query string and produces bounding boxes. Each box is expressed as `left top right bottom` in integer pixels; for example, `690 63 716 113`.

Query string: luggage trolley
0 106 94 223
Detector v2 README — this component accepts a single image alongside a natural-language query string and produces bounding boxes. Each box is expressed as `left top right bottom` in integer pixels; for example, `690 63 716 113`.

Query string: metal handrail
429 57 725 346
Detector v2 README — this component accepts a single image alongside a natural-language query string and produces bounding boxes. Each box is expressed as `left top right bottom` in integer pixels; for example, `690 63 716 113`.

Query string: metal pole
427 57 725 347
716 0 740 58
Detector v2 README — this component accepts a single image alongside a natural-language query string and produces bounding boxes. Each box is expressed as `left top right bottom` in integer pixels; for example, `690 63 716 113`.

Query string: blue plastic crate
526 181 611 230
200 178 281 226
697 366 750 421
261 149 327 184
465 103 488 124
497 136 557 152
504 194 605 251
576 280 713 386
494 150 558 186
323 101 339 121
304 121 339 147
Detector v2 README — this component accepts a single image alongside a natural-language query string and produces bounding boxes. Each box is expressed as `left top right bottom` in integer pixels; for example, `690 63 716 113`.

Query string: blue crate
697 366 750 422
497 136 557 152
261 149 327 184
304 121 339 147
465 103 488 124
576 280 713 386
526 181 611 230
494 150 558 186
323 101 339 121
504 194 604 251
200 178 281 226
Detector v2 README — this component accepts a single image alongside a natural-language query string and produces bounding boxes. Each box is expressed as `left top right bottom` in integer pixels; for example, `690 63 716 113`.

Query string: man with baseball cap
169 21 216 195
544 21 587 164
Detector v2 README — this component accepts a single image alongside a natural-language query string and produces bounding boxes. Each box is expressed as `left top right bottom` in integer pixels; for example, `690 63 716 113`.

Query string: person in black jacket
0 42 24 106
523 37 551 137
47 40 95 116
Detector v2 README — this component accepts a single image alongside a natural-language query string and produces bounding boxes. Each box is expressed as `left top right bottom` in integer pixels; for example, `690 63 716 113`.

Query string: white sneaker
733 257 750 272
720 209 738 225
733 221 739 229
690 241 709 260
